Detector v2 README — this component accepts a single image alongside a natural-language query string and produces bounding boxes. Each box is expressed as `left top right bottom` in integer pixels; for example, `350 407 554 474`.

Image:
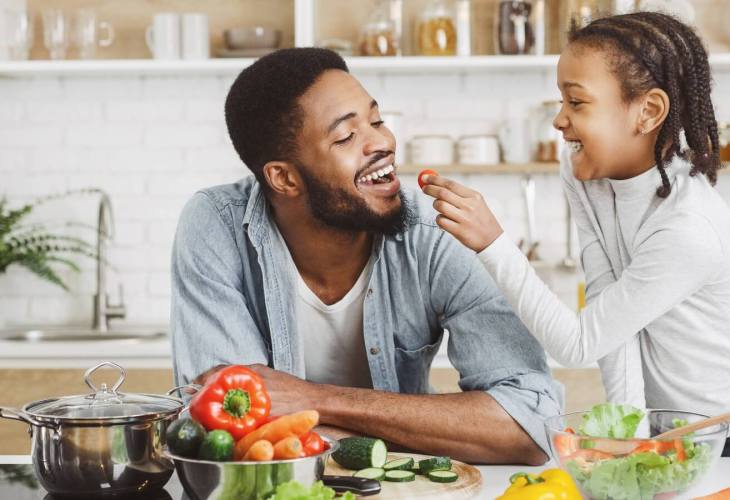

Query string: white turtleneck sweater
479 153 730 416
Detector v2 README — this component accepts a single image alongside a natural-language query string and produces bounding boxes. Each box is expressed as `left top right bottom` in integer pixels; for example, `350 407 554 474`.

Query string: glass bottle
359 0 399 56
417 0 457 56
495 1 535 55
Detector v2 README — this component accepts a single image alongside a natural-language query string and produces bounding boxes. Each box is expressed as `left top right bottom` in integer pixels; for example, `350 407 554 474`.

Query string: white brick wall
1 68 729 328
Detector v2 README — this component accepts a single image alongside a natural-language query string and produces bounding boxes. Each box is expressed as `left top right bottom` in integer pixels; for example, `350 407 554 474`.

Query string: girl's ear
637 87 670 135
263 161 304 198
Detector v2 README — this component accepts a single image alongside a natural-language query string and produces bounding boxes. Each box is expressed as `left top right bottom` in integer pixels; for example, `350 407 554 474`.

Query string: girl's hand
420 174 503 253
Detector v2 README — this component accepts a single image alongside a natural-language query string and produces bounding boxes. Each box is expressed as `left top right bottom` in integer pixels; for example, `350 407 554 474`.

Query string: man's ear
637 87 670 135
262 161 303 197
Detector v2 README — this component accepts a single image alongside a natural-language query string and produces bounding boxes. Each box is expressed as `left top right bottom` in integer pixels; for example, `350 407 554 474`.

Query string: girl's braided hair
568 11 721 197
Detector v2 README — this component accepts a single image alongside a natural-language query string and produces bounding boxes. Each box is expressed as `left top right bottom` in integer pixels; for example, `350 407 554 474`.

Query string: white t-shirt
296 260 373 388
272 224 373 388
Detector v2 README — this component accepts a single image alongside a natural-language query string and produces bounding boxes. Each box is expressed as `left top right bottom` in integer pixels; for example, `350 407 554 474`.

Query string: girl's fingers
432 198 465 222
422 174 474 198
422 184 467 209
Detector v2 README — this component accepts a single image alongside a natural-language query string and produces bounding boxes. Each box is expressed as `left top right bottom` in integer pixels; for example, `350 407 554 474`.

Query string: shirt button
366 289 373 297
370 346 381 355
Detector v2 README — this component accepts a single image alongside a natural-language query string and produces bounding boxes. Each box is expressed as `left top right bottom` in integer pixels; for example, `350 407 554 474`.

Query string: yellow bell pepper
496 469 582 500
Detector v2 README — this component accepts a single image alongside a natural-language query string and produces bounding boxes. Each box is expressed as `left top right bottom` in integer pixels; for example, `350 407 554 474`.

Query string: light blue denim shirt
171 176 563 454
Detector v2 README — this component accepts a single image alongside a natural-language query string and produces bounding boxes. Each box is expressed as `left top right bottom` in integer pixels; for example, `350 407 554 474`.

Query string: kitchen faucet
92 192 126 332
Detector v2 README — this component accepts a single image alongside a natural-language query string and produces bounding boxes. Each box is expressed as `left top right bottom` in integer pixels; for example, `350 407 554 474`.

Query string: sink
0 326 167 342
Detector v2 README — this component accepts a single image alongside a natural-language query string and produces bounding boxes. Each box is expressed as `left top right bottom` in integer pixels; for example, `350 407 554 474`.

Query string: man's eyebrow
326 100 379 134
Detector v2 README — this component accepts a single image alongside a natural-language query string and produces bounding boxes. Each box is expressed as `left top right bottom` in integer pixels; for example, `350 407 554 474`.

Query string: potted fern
0 189 99 291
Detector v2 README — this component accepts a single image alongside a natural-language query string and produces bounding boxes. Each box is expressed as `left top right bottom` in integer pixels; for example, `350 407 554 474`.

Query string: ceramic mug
145 13 180 60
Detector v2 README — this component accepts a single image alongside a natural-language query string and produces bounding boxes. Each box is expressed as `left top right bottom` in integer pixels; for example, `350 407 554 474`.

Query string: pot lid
26 361 182 421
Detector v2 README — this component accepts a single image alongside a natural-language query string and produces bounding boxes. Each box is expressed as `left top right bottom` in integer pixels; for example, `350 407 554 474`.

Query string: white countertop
1 455 728 498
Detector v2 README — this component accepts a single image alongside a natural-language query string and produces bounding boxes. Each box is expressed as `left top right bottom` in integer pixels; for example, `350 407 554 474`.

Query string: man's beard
299 165 410 236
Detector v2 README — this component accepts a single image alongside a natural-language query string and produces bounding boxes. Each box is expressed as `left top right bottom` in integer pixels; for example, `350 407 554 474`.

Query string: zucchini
384 470 416 482
353 468 385 480
332 437 388 470
418 456 452 474
198 430 234 461
427 470 459 483
383 457 414 471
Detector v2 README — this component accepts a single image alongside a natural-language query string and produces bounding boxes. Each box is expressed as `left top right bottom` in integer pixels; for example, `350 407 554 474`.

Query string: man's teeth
567 140 583 153
358 164 395 183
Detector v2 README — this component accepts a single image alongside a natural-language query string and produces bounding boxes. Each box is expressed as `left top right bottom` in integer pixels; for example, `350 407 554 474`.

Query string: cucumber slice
418 456 452 474
332 437 388 470
410 462 422 474
427 470 459 483
384 470 416 482
383 457 414 471
353 468 385 480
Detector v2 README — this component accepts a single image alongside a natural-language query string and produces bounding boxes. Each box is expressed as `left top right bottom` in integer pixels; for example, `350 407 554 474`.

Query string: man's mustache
356 150 395 178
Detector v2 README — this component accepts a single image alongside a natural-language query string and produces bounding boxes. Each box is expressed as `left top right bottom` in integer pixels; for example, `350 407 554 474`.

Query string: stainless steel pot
0 361 190 497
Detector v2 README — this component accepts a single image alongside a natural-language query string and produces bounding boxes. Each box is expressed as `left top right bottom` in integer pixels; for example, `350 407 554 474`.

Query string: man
171 48 562 465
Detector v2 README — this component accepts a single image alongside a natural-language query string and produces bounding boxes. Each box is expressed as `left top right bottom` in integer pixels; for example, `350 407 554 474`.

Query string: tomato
554 432 579 458
418 169 438 188
632 440 676 455
300 431 325 456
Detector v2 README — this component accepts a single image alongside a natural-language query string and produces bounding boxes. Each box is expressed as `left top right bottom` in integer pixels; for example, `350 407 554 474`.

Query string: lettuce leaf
267 480 356 500
579 403 645 439
569 443 713 500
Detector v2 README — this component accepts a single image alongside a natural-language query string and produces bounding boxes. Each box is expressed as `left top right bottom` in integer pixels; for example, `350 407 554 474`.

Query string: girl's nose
553 105 569 131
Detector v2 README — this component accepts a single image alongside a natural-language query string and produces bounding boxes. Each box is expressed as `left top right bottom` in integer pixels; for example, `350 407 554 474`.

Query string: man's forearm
316 387 547 465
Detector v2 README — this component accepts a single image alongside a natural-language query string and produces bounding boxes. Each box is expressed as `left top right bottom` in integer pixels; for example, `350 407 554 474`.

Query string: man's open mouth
357 164 396 185
566 140 583 154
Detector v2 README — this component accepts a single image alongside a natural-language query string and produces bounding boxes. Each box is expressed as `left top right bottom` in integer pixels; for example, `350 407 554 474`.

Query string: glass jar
535 100 561 162
417 0 457 56
359 0 399 56
495 1 535 55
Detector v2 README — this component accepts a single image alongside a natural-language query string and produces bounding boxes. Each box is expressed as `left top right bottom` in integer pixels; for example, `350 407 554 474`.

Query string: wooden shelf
398 163 560 175
2 53 729 78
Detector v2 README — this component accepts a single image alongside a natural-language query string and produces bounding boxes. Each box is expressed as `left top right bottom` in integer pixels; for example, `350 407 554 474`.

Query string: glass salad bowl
545 408 727 500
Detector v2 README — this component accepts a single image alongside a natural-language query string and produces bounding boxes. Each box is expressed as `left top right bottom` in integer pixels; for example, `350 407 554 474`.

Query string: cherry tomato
300 431 325 456
418 169 438 188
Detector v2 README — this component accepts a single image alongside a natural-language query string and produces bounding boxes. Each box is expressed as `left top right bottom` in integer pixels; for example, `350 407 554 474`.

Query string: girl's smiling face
553 44 657 181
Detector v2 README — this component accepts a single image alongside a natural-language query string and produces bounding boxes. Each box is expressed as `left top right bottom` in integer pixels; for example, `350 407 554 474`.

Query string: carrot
692 488 730 500
273 436 304 459
237 410 319 456
240 439 274 461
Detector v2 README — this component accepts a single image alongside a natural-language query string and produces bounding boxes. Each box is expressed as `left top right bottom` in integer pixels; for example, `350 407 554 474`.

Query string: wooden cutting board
325 452 483 499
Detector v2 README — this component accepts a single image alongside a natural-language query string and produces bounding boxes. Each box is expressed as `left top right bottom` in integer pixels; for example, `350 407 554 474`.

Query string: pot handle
0 406 44 427
84 361 126 394
166 383 202 397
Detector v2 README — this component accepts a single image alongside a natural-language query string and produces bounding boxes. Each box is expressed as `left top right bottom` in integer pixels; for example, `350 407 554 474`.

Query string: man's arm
171 192 269 386
248 365 545 465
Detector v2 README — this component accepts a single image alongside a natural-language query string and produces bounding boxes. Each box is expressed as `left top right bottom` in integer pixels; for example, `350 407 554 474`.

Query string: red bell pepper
189 365 271 441
301 431 325 456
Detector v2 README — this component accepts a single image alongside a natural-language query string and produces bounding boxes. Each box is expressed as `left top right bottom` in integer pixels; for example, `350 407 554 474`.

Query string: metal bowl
167 438 339 500
223 27 281 50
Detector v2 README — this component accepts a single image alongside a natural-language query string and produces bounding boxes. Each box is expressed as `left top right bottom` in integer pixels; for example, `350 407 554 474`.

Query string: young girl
422 11 730 449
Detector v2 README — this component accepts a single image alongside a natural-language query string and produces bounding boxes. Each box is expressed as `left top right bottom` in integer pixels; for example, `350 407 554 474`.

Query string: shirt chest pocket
393 340 442 394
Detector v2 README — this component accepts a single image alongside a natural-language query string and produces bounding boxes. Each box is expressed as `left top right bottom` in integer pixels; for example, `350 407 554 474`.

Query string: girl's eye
372 120 384 127
334 133 354 145
569 100 582 108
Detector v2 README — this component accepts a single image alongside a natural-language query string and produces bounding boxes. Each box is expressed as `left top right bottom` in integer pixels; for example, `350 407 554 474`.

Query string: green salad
562 404 714 500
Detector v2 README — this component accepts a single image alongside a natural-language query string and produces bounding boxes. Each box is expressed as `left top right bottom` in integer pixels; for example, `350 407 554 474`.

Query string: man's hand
192 364 227 387
248 364 324 415
421 174 503 253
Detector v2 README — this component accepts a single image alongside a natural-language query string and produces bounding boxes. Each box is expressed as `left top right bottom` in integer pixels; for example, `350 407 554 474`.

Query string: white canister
380 111 405 166
181 13 209 60
145 13 180 60
409 135 454 165
457 135 500 165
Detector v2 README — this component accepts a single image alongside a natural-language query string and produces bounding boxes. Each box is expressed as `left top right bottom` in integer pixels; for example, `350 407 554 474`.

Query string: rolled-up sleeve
428 230 564 456
170 192 269 387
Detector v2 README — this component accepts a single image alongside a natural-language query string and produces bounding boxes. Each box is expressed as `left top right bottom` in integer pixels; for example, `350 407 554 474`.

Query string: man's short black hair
225 48 349 188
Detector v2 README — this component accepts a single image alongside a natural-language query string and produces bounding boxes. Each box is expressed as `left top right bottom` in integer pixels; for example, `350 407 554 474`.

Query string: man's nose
363 125 394 156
